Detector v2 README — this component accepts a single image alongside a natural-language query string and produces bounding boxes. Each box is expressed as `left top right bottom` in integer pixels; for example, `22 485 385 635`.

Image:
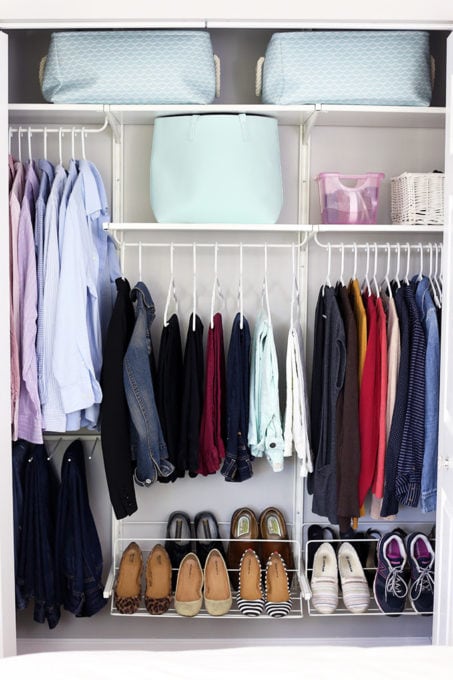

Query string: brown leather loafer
114 542 143 614
227 507 259 589
259 507 294 576
144 544 172 615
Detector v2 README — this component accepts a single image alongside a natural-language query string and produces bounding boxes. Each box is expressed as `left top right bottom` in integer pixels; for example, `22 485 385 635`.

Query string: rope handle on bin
255 57 265 97
214 55 221 98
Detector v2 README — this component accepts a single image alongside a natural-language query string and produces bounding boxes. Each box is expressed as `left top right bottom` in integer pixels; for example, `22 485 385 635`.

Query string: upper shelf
8 104 446 129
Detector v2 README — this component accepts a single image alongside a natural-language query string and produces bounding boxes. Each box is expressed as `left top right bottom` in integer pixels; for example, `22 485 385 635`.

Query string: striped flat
310 542 339 614
237 548 264 616
338 542 370 614
264 552 292 617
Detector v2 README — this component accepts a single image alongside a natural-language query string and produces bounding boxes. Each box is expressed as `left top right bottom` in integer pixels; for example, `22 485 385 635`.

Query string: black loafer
164 511 192 589
194 511 225 568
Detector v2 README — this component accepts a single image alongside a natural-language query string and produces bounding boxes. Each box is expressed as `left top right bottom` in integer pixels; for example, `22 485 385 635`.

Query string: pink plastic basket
316 172 385 225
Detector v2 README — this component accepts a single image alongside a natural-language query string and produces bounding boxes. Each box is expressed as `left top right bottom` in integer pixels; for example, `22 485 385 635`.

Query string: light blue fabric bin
150 114 283 224
41 30 216 104
262 31 432 106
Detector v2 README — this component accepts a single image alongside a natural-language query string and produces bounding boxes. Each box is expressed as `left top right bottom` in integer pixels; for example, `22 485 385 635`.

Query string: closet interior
5 25 449 648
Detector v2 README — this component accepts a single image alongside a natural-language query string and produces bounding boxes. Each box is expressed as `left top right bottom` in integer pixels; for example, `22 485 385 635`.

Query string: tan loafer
174 552 203 617
203 548 232 616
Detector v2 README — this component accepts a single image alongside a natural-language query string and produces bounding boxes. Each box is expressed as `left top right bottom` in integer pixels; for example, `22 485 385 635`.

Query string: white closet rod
314 238 442 251
118 241 304 250
8 119 110 135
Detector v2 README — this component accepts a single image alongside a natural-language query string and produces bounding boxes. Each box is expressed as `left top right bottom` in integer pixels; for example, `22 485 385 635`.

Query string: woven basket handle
39 55 47 88
214 54 221 98
255 57 265 97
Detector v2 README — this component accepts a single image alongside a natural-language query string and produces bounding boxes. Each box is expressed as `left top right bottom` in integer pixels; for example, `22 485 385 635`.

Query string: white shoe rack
303 521 435 617
104 520 306 619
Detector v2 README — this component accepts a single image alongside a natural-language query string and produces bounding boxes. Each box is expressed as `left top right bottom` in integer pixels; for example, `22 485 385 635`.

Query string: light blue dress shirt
41 164 67 431
248 310 285 471
53 160 119 431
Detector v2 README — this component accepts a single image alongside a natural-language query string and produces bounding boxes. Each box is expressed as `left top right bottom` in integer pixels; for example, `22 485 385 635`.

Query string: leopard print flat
145 544 172 616
114 542 143 614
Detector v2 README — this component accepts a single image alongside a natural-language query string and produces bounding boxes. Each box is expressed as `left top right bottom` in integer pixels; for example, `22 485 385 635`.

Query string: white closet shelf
8 104 106 125
8 104 446 129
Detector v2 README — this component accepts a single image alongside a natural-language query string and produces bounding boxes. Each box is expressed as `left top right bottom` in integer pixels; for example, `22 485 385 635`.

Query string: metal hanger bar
118 241 305 250
9 118 109 135
313 235 442 251
43 434 101 440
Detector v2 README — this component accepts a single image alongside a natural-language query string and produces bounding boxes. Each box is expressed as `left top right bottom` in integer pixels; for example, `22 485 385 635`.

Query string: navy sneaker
406 532 435 615
373 531 408 616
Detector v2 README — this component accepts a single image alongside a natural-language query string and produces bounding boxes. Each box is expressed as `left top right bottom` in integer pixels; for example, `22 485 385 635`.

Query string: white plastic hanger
210 242 225 329
394 242 401 289
8 126 12 156
164 243 179 327
383 242 393 299
27 128 33 163
261 242 272 323
417 242 424 282
322 242 332 295
43 126 48 160
71 127 76 160
372 242 380 298
138 241 143 282
404 242 410 285
290 243 300 330
339 243 345 287
81 127 87 160
192 243 197 332
17 128 22 162
352 242 358 281
362 242 372 297
238 242 244 330
427 243 441 309
434 242 443 304
58 127 63 166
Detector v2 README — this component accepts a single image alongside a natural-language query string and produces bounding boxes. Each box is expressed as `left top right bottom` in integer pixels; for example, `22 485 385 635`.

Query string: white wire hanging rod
314 239 442 251
9 119 109 135
119 241 303 250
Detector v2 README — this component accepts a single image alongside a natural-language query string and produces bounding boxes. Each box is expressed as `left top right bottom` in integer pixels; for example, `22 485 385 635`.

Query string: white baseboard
17 636 432 655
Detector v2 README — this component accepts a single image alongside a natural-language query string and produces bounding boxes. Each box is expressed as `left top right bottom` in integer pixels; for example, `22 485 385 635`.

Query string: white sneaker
338 542 370 614
310 542 338 614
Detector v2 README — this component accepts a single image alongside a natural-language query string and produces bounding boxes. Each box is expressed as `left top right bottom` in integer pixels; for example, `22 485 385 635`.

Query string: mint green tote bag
150 114 283 223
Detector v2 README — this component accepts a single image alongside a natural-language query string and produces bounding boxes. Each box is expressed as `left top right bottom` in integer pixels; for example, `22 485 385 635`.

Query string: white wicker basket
391 172 444 226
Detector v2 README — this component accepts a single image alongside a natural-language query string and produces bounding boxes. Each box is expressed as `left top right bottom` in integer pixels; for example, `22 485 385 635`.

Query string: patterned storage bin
391 173 445 225
258 31 432 106
41 30 219 104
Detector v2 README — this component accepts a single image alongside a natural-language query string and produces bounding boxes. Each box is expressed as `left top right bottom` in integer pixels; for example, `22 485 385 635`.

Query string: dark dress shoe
194 511 225 567
259 507 294 580
227 507 259 590
307 524 337 571
164 511 192 590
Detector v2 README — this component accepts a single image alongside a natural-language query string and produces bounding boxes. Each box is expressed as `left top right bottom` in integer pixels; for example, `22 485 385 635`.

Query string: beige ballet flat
203 548 232 616
174 552 203 617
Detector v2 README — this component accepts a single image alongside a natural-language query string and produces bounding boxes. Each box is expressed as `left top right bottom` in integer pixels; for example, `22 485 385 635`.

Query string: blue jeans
415 276 440 513
124 282 174 485
18 444 61 629
221 313 252 482
12 439 30 610
56 439 106 617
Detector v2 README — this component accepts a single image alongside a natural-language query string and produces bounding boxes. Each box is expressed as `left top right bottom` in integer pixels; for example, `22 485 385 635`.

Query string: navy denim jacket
124 282 174 486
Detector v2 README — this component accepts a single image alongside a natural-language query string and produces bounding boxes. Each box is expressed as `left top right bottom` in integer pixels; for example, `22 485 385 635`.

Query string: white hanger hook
353 241 358 280
8 126 12 155
428 242 433 278
192 243 197 332
405 242 411 284
418 242 424 281
43 126 48 160
17 128 22 162
27 127 33 162
81 127 87 159
385 242 391 280
340 243 345 286
138 241 143 282
71 127 76 160
325 242 332 288
58 127 63 166
239 242 244 330
395 242 401 288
